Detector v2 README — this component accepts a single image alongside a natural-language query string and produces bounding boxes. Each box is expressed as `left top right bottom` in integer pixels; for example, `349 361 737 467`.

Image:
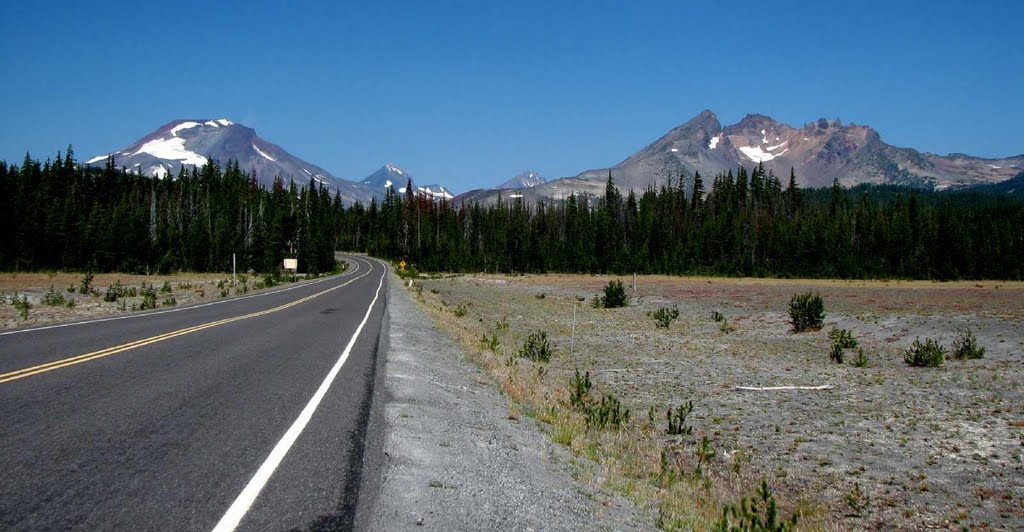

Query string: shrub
951 328 985 360
453 304 467 317
696 436 716 477
160 281 172 294
139 285 158 311
711 311 725 323
904 337 945 367
666 401 694 436
42 285 67 306
570 369 592 409
162 297 177 307
479 333 499 352
12 294 31 320
650 306 680 328
518 331 552 362
852 348 869 368
78 272 94 295
789 291 824 332
828 327 857 364
717 479 798 531
104 280 126 302
600 279 628 308
586 393 630 429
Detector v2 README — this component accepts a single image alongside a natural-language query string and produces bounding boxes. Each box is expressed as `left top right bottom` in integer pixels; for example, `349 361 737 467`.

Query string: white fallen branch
734 385 834 391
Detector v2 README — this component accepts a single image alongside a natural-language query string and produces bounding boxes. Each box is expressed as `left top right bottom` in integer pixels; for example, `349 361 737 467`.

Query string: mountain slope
497 171 546 189
460 111 1022 205
85 118 373 205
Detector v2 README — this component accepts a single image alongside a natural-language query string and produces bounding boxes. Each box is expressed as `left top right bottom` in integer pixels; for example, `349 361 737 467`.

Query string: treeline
0 149 343 273
340 166 1024 280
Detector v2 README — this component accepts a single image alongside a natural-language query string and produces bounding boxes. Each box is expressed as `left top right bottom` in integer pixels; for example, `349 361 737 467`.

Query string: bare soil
412 273 1024 530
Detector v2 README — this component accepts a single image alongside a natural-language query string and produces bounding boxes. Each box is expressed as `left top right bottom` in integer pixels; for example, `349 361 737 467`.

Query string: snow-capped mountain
458 110 1023 205
497 170 546 189
84 118 373 205
359 164 454 201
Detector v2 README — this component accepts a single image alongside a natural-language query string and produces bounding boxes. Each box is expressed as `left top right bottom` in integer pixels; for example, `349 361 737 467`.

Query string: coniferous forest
0 149 341 274
2 150 1023 280
340 167 1024 280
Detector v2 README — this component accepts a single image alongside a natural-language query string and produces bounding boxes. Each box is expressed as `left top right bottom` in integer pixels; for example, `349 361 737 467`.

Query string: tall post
570 302 577 357
232 253 236 285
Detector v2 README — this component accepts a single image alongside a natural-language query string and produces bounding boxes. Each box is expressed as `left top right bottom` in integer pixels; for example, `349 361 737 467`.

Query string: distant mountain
84 118 374 205
359 164 453 201
458 110 1023 205
497 170 546 189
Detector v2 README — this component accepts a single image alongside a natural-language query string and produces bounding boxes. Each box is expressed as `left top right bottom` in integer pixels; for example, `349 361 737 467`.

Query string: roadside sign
283 258 298 271
399 260 406 272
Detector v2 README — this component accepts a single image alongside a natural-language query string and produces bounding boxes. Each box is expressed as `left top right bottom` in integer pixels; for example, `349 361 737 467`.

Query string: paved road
0 255 388 530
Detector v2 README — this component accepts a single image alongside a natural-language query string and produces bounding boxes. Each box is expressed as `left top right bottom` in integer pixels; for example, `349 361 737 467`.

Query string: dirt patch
411 273 1024 529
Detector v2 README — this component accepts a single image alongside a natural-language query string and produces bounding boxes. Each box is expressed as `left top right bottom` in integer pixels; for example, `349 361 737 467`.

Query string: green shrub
139 285 158 311
479 333 499 352
650 306 680 328
162 297 177 307
828 327 857 364
104 280 126 302
160 281 172 294
570 369 592 410
78 272 94 295
12 294 31 320
666 401 693 436
41 285 66 306
716 479 798 531
904 337 945 367
600 279 628 308
586 393 630 429
951 328 985 360
711 311 725 323
852 348 869 368
453 304 467 317
518 331 552 362
789 291 824 332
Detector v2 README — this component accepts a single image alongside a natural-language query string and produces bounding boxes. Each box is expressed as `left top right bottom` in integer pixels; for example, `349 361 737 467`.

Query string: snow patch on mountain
738 145 789 162
134 137 208 166
87 154 108 164
708 134 721 150
253 144 276 162
170 121 201 136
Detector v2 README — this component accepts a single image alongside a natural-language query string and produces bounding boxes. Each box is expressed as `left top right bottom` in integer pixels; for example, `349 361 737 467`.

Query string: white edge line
211 259 387 532
0 259 363 337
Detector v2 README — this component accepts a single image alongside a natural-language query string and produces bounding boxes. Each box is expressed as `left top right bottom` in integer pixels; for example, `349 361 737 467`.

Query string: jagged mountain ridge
457 110 1023 204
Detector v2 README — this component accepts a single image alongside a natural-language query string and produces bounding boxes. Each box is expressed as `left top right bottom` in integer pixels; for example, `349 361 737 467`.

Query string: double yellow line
0 264 375 385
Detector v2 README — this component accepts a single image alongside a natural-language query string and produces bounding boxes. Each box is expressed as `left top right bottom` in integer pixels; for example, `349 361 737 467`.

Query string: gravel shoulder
357 275 651 531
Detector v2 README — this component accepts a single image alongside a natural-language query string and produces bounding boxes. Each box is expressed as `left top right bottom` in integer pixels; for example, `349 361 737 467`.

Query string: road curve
0 255 389 530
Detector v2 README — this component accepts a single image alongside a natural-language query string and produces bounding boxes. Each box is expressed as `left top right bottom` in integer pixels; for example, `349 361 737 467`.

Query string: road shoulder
356 276 649 530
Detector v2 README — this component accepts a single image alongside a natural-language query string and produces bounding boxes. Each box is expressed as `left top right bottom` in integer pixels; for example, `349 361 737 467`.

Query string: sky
1 0 1022 193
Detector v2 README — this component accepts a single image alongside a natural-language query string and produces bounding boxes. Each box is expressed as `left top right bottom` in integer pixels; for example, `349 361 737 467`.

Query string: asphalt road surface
0 255 388 531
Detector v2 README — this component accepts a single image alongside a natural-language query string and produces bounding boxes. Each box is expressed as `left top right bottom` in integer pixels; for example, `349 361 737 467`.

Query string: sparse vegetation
78 272 94 295
717 480 798 531
650 305 680 328
828 327 857 364
951 328 984 360
852 348 869 368
12 294 31 320
789 291 824 332
41 285 66 306
904 337 945 367
666 401 694 436
517 331 552 362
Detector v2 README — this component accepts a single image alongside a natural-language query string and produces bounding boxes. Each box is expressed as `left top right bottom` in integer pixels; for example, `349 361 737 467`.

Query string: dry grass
408 272 1024 530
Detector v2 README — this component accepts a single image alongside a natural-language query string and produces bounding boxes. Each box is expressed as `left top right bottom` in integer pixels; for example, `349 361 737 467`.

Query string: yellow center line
0 263 375 385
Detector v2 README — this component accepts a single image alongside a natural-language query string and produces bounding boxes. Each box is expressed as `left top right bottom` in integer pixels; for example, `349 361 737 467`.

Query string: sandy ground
413 273 1024 530
0 271 304 330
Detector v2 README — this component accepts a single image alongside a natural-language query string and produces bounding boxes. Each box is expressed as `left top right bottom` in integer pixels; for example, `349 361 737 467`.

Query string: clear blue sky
1 0 1021 192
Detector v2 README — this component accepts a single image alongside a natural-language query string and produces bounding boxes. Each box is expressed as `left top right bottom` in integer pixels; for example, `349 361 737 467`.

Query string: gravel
355 277 651 531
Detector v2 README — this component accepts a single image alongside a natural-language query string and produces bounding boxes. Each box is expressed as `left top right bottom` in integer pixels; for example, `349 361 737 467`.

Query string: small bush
789 291 825 332
162 297 177 307
846 482 870 517
42 285 66 306
160 281 172 294
78 272 94 295
518 331 552 362
453 304 467 317
586 393 630 429
711 311 725 323
852 348 869 368
666 401 694 436
139 286 158 311
600 279 628 308
104 280 126 302
570 369 592 409
828 327 857 364
12 294 31 320
696 436 716 476
904 337 945 367
717 479 798 531
829 343 845 364
650 306 680 328
951 328 985 360
479 333 499 352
